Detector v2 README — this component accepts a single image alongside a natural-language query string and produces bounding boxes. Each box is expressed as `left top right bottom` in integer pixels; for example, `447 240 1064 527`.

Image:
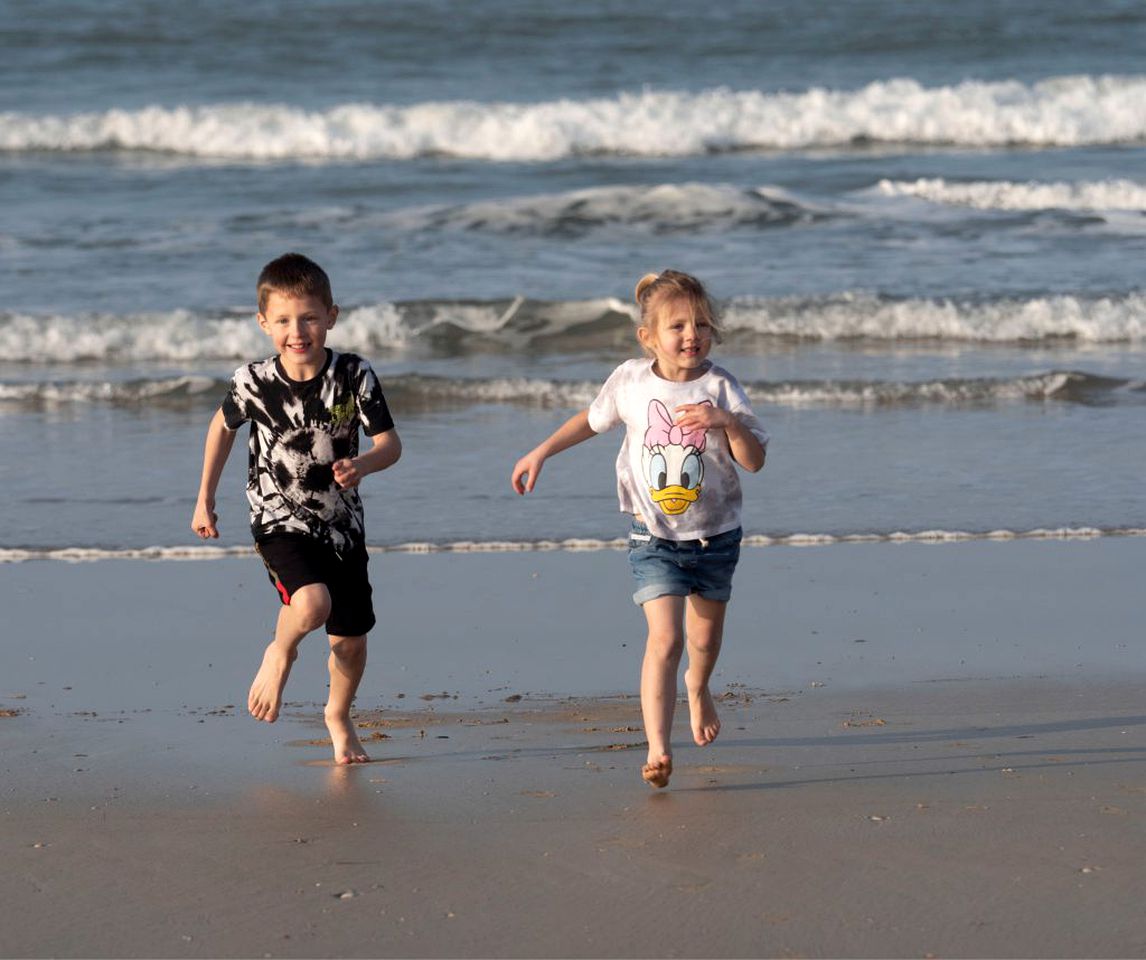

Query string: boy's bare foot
687 681 721 746
641 754 673 789
248 643 297 722
326 710 370 765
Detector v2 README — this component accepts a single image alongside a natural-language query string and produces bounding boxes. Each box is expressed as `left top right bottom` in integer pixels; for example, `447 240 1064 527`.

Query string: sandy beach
3 538 1145 958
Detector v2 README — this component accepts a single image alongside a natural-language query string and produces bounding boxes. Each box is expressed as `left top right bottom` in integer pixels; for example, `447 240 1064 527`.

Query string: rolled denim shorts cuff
632 581 691 606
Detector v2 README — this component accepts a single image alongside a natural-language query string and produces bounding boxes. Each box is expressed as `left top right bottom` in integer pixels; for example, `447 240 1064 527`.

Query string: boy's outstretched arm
332 428 402 489
511 409 597 494
192 408 238 539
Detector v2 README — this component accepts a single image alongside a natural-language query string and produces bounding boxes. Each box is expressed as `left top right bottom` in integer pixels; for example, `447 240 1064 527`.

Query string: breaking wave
721 292 1146 343
390 183 821 235
0 299 629 362
3 292 1145 365
876 177 1146 212
3 75 1145 162
3 370 1139 411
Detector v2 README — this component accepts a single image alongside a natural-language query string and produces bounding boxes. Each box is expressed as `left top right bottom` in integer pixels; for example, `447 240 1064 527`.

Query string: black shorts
255 534 375 637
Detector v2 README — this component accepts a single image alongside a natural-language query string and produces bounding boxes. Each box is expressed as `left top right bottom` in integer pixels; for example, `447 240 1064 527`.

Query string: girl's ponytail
634 273 660 304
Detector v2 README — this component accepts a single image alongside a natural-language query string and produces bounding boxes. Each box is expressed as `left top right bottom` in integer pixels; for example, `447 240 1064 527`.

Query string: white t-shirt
587 358 768 541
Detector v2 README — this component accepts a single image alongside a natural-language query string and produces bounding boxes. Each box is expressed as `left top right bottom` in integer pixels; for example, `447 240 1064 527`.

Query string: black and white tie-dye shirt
221 350 395 552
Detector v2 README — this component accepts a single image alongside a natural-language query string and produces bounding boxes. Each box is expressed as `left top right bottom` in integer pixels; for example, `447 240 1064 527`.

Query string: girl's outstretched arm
511 409 597 494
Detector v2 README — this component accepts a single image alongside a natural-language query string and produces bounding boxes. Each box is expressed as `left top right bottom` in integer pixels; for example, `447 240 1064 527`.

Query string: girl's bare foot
325 710 370 765
687 681 721 746
248 643 297 722
641 754 673 789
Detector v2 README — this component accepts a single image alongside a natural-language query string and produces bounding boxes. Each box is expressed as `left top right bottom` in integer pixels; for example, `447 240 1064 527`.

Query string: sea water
1 0 1144 558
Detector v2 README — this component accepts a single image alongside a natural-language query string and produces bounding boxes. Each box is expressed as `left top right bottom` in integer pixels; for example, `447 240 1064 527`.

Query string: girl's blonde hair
633 270 723 344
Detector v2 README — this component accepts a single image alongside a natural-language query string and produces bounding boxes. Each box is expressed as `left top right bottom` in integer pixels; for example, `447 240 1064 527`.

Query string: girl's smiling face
637 295 714 382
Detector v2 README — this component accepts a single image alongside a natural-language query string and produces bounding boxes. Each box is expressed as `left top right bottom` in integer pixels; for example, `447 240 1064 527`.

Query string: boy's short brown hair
257 253 334 313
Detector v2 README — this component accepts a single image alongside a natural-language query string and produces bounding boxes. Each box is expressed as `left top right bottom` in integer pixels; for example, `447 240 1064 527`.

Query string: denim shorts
627 520 742 606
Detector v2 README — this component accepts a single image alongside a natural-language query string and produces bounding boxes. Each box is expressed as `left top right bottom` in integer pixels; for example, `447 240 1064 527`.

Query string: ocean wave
876 177 1146 212
382 370 1131 409
0 375 225 406
391 183 821 235
0 298 631 362
722 292 1146 342
4 526 1144 563
3 292 1145 364
743 371 1137 408
3 370 1137 411
3 75 1145 162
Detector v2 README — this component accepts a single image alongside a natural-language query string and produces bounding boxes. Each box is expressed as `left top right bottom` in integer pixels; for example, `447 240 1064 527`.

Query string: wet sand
2 539 1145 957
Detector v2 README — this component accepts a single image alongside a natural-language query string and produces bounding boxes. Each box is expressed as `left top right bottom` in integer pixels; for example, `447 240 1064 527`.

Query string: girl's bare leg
684 595 727 746
325 633 369 764
249 583 331 722
639 595 685 787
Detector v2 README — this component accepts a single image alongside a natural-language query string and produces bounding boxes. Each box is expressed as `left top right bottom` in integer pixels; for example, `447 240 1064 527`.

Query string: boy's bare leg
684 595 727 746
249 583 331 723
326 633 369 764
639 595 684 787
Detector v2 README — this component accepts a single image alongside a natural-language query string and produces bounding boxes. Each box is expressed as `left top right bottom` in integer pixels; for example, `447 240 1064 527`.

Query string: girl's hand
511 450 545 494
673 403 730 433
332 458 362 489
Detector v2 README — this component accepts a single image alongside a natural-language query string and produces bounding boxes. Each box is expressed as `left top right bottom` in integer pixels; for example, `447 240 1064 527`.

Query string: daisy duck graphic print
643 398 711 517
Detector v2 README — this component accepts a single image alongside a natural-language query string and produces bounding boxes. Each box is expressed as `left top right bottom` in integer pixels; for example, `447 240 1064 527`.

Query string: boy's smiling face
258 291 338 378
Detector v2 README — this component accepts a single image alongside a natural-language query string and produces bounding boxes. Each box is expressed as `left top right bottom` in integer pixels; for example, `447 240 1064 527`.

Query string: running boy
511 270 767 789
191 253 401 764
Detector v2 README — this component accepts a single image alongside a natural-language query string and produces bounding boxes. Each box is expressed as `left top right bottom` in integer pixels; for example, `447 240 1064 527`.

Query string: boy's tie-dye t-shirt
587 358 768 541
221 350 394 552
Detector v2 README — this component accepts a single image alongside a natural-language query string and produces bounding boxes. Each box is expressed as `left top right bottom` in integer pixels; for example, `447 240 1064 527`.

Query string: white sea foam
3 75 1145 162
743 371 1123 407
4 527 1143 563
0 298 633 363
3 292 1144 365
386 370 1127 409
722 291 1146 342
0 375 223 405
0 309 269 363
877 177 1146 212
1 370 1128 410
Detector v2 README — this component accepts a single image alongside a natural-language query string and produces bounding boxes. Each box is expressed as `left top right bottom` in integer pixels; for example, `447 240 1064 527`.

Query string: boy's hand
511 450 547 494
332 457 362 489
673 403 730 433
191 501 220 539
